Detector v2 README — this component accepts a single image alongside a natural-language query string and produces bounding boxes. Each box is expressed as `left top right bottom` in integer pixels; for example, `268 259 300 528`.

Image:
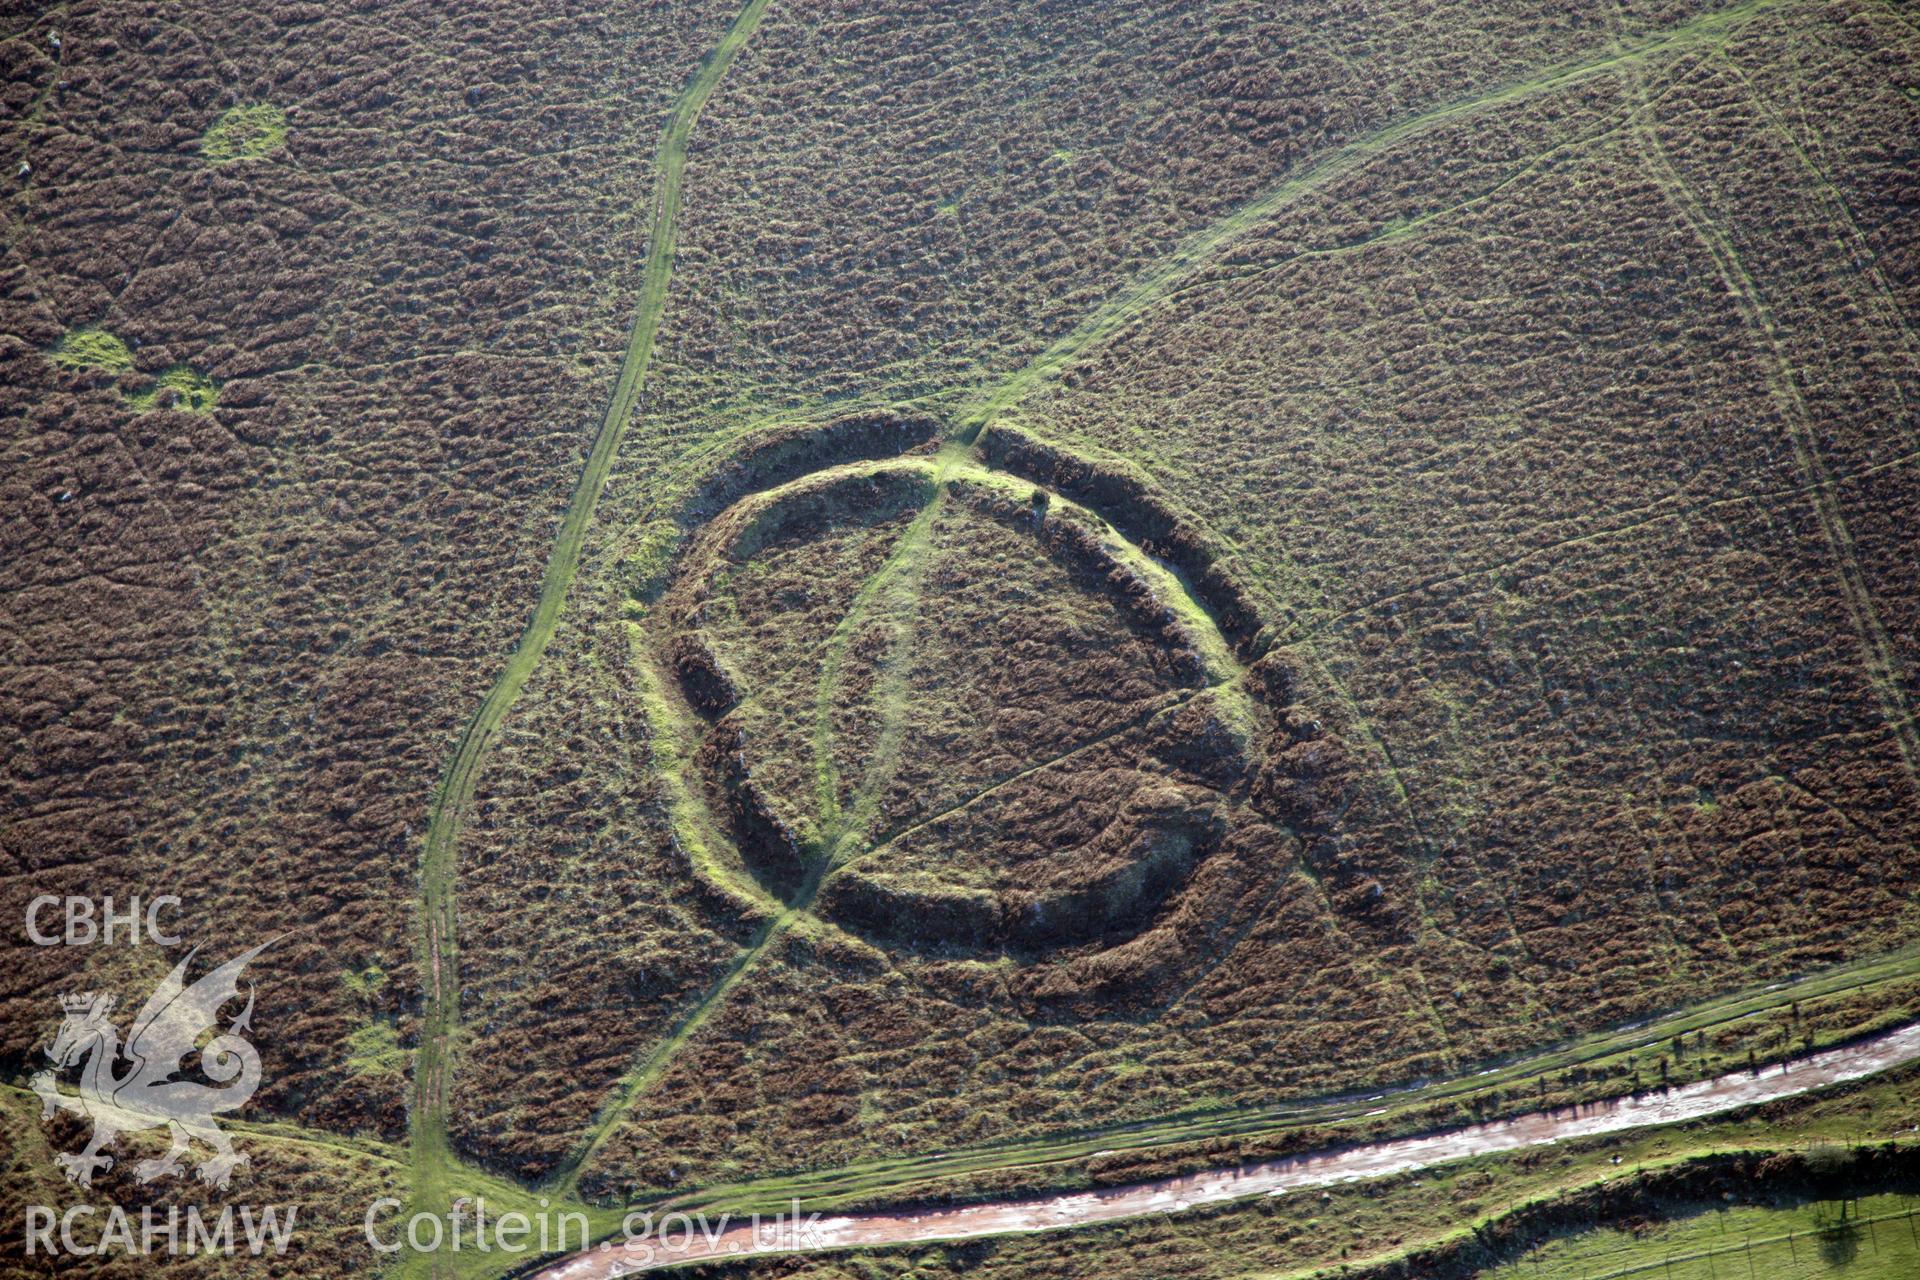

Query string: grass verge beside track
407 0 774 1242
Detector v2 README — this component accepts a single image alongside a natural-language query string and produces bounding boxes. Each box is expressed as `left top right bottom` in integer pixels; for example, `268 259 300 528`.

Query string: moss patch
345 1022 409 1078
51 327 133 373
619 519 681 603
201 103 287 163
51 334 221 413
128 366 218 413
342 964 390 1001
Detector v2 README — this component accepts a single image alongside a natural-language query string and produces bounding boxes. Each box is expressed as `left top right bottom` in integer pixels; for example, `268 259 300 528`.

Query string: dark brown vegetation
0 1091 405 1280
3 0 1918 1273
1 0 740 1153
570 0 1920 1202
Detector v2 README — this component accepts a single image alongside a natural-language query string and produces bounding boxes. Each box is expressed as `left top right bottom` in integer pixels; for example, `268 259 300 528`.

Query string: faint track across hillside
523 0 1810 1194
409 0 1909 1236
407 0 775 1228
952 0 1788 434
1611 0 1920 790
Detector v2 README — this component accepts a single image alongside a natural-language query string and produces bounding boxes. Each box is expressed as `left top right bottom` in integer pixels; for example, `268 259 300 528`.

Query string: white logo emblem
31 940 273 1188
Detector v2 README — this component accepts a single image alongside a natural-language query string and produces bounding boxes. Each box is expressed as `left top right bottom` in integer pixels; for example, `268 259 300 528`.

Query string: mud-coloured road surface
530 1020 1920 1276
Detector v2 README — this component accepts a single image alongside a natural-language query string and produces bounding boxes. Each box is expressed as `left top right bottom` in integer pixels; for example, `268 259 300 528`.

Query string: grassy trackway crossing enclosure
399 0 1920 1273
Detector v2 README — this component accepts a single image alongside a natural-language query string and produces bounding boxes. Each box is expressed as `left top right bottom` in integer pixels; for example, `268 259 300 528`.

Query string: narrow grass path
407 0 774 1229
809 478 949 852
547 907 798 1195
555 460 954 1197
806 452 1252 875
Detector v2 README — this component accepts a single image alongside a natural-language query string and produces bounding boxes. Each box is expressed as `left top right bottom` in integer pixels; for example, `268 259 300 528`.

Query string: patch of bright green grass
1485 1191 1920 1280
51 327 133 373
345 1022 410 1078
619 519 681 603
200 104 287 163
128 366 218 413
49 331 219 413
343 963 390 1001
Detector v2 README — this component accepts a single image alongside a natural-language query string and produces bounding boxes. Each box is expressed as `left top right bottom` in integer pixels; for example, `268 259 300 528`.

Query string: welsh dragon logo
31 939 273 1189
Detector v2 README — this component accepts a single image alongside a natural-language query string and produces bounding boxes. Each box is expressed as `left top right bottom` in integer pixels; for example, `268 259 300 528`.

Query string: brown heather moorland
559 0 1920 1204
1 0 737 1180
2 0 1918 1275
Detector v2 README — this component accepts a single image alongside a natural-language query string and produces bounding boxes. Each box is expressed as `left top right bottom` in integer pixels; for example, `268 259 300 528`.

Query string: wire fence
1525 1201 1920 1280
